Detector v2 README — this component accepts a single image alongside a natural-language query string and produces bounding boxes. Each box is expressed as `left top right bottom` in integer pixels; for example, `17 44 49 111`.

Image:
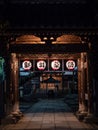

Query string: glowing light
37 60 46 70
22 60 32 70
51 60 60 70
66 60 75 70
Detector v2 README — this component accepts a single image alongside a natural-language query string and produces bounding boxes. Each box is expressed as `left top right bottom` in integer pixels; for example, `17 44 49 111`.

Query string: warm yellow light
43 37 48 40
50 37 54 40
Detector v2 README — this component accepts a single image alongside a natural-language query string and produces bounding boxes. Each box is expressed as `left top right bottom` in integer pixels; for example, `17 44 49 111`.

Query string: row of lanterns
22 59 76 71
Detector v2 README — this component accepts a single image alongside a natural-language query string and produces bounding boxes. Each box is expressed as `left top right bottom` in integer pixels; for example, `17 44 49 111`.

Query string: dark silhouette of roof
41 75 60 83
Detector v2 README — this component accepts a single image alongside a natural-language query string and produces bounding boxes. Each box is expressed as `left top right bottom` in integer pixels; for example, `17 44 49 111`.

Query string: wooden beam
9 43 89 53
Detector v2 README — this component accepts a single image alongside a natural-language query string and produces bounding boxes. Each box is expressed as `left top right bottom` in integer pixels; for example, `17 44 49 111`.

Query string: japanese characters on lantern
51 60 61 70
21 59 76 71
22 60 32 70
37 60 46 70
66 60 76 70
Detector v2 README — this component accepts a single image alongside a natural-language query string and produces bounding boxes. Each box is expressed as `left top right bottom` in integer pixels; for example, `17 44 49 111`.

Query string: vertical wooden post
10 53 20 114
81 53 87 112
86 52 93 115
76 53 88 120
78 58 82 112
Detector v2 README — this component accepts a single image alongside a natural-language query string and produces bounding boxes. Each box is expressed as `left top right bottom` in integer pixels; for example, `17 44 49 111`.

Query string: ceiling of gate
13 34 82 44
18 53 81 60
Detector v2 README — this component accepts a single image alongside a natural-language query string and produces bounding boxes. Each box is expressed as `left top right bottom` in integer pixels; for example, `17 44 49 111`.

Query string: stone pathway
0 98 98 130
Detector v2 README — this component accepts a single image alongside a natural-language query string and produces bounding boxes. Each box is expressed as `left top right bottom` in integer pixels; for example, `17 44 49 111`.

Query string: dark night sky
0 0 96 28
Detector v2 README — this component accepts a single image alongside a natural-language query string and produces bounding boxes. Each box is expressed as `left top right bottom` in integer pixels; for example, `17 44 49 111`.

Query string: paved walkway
0 98 98 130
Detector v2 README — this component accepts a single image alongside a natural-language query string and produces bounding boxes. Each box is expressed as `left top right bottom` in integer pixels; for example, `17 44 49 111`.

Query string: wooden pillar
10 53 20 114
81 53 86 112
86 52 93 115
78 58 82 112
82 50 95 123
76 52 89 120
79 53 87 112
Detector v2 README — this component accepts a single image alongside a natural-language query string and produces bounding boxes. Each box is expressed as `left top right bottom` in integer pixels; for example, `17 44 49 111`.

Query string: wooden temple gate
0 30 98 123
0 0 98 123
